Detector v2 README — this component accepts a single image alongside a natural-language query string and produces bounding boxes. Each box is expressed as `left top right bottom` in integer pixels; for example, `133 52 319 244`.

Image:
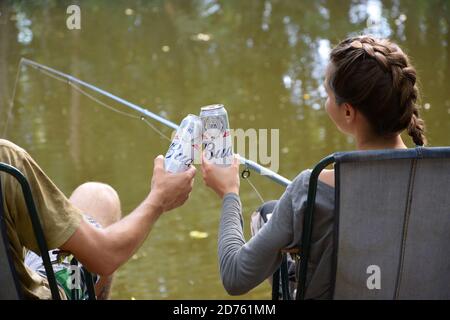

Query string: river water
0 0 449 299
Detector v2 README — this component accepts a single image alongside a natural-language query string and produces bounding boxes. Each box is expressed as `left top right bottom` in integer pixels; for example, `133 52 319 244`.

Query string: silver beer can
200 104 233 166
165 114 202 173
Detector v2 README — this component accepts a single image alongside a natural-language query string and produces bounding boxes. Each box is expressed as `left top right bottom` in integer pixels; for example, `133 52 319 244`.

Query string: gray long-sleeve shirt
218 169 335 299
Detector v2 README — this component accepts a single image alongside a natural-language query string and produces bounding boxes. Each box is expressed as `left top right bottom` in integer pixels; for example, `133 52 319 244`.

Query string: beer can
164 114 202 173
200 104 233 166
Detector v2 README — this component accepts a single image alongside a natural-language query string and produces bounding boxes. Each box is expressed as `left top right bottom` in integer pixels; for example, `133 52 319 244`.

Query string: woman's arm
218 189 294 295
201 154 295 295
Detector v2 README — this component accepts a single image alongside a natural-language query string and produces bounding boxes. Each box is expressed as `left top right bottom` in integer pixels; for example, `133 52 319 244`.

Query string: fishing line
71 81 173 141
70 81 172 142
4 58 292 197
41 65 173 143
244 176 265 204
139 117 172 142
5 59 270 201
2 62 23 137
5 59 172 143
5 59 271 203
241 167 265 204
71 83 141 120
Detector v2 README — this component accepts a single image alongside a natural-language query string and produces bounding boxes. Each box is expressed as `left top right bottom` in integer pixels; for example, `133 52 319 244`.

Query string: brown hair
328 35 426 146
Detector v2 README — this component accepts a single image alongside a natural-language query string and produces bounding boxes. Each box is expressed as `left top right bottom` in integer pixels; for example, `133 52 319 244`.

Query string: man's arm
60 155 196 276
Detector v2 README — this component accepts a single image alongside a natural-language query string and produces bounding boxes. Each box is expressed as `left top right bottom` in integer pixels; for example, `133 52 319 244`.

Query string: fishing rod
18 58 292 187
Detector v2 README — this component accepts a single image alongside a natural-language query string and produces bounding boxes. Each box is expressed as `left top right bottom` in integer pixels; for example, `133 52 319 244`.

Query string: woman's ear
343 103 356 124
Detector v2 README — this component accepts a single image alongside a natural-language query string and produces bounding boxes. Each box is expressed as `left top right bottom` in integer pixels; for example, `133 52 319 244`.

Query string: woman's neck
355 134 408 151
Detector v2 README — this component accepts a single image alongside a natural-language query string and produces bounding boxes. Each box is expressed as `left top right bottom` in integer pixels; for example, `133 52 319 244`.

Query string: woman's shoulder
287 170 313 205
291 169 312 189
319 169 335 188
288 169 334 206
291 169 335 188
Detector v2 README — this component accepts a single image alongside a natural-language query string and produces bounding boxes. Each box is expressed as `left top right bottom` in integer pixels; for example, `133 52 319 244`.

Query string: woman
201 35 427 299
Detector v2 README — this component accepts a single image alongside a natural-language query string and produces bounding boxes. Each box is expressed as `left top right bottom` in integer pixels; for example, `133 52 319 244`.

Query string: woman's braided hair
328 35 426 146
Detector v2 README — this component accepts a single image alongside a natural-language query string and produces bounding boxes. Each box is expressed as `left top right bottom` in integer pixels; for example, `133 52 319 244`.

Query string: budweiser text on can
165 114 202 173
200 104 233 166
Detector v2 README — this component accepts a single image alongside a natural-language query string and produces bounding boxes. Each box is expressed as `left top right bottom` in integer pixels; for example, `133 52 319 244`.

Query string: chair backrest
332 147 450 299
0 179 22 299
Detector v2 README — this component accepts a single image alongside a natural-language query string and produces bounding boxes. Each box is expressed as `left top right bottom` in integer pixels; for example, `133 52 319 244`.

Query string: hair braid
329 35 427 146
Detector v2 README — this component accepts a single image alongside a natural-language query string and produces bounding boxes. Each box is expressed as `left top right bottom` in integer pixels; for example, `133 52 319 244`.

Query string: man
0 139 196 299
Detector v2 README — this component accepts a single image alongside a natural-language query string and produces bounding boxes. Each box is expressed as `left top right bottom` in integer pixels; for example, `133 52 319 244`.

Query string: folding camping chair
273 147 450 300
0 162 96 300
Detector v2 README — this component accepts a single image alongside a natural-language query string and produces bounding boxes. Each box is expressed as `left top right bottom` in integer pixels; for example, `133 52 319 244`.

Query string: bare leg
69 182 122 300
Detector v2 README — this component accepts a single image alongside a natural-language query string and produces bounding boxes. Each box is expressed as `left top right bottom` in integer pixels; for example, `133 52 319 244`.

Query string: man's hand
146 155 196 213
201 153 240 199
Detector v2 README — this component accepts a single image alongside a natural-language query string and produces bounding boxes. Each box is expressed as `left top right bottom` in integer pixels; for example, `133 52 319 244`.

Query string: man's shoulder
0 139 27 154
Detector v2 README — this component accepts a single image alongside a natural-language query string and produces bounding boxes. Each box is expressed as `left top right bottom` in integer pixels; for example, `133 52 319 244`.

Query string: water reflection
199 0 221 17
261 0 272 32
15 11 33 45
349 0 391 38
0 0 449 299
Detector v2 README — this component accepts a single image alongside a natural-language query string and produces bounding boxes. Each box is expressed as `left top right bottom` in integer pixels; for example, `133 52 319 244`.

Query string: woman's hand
201 153 240 199
147 155 196 213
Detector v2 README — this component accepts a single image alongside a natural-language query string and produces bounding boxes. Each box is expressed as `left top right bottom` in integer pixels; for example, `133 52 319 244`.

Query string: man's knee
70 182 121 227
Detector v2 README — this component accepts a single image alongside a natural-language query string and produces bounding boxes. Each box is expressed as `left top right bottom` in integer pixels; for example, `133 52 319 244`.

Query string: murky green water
0 0 449 299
